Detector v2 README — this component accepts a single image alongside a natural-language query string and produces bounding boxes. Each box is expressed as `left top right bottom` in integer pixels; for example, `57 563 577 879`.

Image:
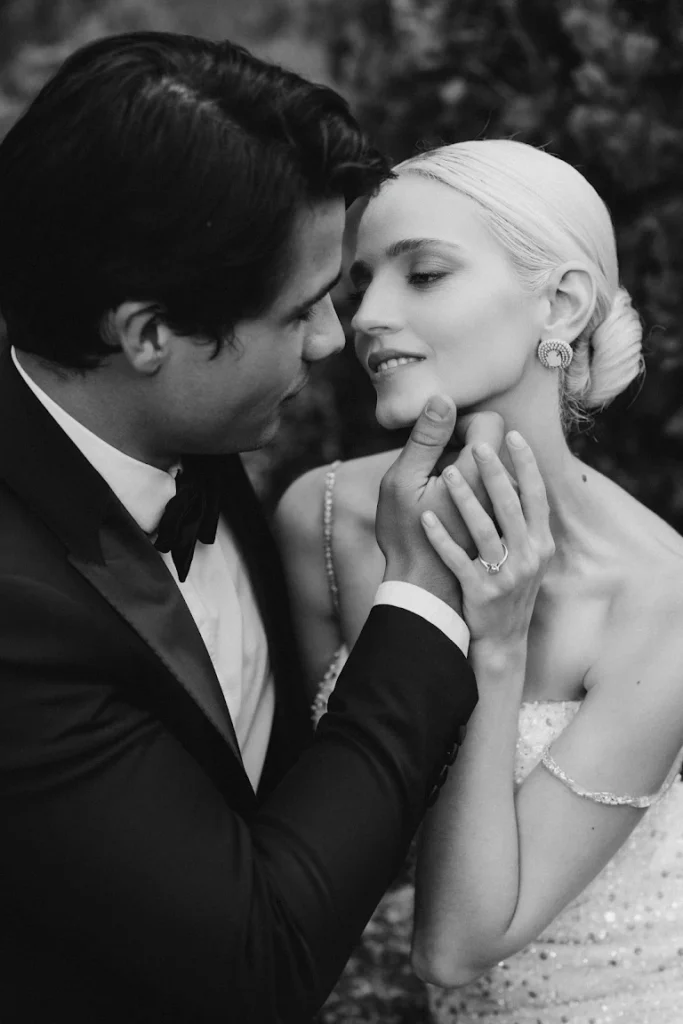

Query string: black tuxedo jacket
0 350 477 1023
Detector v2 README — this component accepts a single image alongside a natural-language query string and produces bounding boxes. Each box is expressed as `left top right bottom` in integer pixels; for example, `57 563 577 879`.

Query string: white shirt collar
11 347 179 535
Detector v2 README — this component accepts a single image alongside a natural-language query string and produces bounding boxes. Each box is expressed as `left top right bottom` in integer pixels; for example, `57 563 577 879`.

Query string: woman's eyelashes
345 268 448 307
408 270 449 288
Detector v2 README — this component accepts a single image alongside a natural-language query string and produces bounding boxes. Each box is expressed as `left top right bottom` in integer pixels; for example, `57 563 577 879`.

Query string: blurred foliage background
1 0 682 527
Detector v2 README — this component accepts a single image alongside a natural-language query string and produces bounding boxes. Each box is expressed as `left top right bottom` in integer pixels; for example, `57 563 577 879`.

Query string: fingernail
444 465 461 484
425 395 451 421
474 442 493 460
507 431 526 449
422 511 437 526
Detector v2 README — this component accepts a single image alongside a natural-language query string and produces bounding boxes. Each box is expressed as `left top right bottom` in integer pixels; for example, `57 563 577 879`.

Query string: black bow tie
154 457 223 582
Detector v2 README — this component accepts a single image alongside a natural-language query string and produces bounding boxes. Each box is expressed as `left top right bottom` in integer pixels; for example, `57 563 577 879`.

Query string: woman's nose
351 284 402 337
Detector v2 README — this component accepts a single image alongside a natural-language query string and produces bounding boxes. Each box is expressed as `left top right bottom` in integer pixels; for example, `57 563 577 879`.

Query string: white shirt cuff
373 581 470 657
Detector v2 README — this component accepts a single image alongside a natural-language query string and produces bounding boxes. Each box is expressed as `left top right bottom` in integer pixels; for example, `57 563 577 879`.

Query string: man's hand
376 395 505 610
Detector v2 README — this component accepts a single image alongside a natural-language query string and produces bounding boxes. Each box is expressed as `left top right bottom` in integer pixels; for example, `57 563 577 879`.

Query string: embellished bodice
432 701 683 1024
315 463 683 1024
315 665 683 1024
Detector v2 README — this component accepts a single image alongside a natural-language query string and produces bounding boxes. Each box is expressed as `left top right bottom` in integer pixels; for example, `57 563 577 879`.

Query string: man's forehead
278 200 345 301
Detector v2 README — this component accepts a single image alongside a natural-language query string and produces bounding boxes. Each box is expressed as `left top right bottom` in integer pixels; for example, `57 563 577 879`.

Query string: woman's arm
412 598 683 987
273 467 343 694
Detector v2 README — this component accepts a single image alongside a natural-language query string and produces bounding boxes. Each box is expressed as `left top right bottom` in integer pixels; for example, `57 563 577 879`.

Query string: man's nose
304 298 345 363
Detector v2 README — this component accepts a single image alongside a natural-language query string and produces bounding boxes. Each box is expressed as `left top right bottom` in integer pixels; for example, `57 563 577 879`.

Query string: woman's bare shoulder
588 479 683 687
273 448 400 544
610 488 683 613
273 463 329 547
591 465 683 564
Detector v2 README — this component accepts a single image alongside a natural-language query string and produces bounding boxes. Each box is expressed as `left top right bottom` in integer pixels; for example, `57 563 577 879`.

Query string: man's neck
13 348 174 470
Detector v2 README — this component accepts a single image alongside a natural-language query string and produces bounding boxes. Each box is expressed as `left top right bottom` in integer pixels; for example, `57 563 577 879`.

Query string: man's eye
296 306 316 323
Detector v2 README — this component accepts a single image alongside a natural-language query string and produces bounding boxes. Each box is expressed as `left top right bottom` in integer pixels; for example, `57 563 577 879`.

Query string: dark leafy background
1 2 681 1020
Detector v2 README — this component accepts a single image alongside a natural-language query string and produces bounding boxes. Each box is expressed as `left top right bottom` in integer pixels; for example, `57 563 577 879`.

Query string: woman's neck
471 378 609 571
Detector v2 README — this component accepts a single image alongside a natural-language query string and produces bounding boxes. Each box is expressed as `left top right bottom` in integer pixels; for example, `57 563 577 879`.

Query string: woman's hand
420 430 553 649
376 396 507 611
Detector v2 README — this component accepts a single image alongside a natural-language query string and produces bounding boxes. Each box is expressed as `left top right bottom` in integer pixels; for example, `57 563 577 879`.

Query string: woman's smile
367 351 426 380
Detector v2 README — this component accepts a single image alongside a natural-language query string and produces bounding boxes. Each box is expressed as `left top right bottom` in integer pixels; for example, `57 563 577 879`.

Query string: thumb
392 395 457 483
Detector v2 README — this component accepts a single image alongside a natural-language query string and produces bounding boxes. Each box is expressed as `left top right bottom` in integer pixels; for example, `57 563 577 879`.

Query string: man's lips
283 374 310 401
367 350 426 374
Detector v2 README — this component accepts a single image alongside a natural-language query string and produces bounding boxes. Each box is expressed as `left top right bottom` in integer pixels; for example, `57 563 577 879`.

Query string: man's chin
223 414 279 454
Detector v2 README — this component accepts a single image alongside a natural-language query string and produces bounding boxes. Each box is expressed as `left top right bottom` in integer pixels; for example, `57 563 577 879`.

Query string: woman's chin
375 399 423 431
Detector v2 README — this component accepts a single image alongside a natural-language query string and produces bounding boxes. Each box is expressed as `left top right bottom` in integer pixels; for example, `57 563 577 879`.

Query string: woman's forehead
349 175 493 261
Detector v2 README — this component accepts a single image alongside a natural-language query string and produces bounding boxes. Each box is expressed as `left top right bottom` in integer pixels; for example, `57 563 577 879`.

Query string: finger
441 463 506 563
471 442 528 550
454 415 518 511
390 395 457 484
459 411 506 451
455 411 504 492
421 510 478 587
505 431 551 539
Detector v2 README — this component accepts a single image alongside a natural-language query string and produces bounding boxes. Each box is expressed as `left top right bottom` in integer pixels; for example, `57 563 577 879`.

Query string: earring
537 338 573 369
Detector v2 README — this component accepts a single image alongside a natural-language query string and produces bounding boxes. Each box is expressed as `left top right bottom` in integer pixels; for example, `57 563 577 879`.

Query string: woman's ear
104 302 174 375
541 263 596 343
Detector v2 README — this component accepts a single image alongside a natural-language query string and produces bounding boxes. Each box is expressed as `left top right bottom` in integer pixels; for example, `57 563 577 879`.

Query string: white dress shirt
11 348 274 790
374 581 469 656
12 348 469 790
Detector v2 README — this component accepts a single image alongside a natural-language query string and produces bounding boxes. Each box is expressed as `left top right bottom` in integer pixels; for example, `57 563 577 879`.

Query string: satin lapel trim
69 503 244 768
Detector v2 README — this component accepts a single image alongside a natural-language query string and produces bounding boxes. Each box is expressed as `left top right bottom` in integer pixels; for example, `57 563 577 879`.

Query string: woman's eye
409 271 447 287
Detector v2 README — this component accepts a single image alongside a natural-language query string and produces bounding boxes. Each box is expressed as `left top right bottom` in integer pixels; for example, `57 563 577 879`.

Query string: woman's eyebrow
350 237 464 279
385 237 464 259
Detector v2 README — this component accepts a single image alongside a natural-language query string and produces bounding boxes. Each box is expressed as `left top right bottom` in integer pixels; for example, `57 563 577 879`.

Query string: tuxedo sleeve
0 582 476 1024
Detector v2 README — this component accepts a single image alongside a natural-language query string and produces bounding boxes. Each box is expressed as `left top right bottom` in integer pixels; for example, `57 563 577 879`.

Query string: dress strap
323 460 342 622
540 748 665 808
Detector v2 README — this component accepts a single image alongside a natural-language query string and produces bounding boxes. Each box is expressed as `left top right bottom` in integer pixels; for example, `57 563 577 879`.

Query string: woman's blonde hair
395 139 644 427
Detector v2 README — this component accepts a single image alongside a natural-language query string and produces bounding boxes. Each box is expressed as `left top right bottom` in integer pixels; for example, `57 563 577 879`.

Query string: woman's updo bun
575 287 644 410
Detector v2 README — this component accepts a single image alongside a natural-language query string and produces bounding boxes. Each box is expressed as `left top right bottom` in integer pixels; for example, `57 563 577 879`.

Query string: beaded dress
315 463 683 1024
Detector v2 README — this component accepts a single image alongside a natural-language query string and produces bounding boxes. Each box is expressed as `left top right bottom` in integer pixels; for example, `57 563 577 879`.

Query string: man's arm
2 398 490 1023
0 579 474 1024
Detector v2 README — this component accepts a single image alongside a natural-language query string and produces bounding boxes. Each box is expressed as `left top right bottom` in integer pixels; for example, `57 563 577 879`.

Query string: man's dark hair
0 32 390 369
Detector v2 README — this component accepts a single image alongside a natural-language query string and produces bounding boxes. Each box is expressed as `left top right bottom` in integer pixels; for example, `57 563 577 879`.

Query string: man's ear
105 302 174 375
541 263 596 343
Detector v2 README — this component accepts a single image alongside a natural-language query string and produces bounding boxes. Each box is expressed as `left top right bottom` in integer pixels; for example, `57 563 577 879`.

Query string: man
0 32 484 1023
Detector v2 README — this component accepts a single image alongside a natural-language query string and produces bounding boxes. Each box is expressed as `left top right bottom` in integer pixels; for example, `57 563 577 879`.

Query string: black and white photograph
0 2 681 1022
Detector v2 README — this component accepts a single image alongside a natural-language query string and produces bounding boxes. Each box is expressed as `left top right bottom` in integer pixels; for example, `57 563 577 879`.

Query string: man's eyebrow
287 267 343 320
350 238 464 280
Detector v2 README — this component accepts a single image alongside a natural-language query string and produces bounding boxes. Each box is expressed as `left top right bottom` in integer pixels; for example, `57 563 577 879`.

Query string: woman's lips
369 354 426 377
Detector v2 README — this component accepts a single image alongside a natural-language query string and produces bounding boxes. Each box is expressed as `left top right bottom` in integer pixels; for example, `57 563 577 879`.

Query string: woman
275 139 683 1023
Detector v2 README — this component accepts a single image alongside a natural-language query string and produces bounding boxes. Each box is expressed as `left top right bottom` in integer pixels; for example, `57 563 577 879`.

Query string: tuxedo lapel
0 353 249 787
69 513 243 760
